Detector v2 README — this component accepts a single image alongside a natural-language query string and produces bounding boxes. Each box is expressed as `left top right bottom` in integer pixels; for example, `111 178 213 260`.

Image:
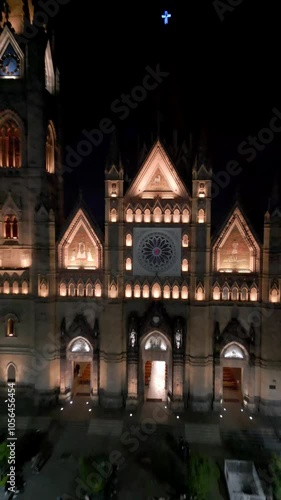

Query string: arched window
153 206 162 223
135 208 142 223
4 216 18 239
164 209 171 223
172 285 179 299
181 285 188 299
223 344 245 359
7 364 16 382
144 209 151 223
241 287 248 301
69 283 75 296
196 286 204 301
110 208 117 222
163 285 170 299
182 234 189 247
270 288 278 303
3 280 9 294
222 287 229 300
232 287 238 301
126 233 132 246
152 282 161 298
125 283 132 298
95 282 102 297
86 283 93 296
110 283 117 298
12 281 19 294
213 286 220 300
46 122 55 173
6 318 15 337
250 287 258 301
21 280 28 294
77 283 84 297
134 284 141 298
125 257 132 271
173 208 180 223
60 282 67 296
198 209 205 223
182 259 188 272
142 284 149 298
182 209 190 223
126 208 133 223
0 117 21 168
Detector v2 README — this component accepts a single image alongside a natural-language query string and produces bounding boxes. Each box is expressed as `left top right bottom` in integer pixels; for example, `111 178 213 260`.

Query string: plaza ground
0 399 280 499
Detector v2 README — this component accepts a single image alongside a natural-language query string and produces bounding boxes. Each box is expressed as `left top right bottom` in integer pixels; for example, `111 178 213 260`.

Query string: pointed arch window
142 284 150 298
59 282 67 296
181 285 188 300
222 286 229 300
198 209 205 223
250 286 258 302
77 283 84 297
232 287 238 301
95 282 102 297
172 285 179 299
152 282 161 298
46 122 55 173
12 281 19 294
0 117 21 168
182 234 189 247
110 283 117 298
182 258 188 272
125 257 132 271
196 286 204 301
182 209 190 223
69 283 75 297
110 208 117 222
7 364 16 383
270 288 279 303
144 209 151 223
126 233 132 247
4 216 18 239
86 283 93 297
6 318 15 337
223 344 244 359
241 287 248 301
126 208 133 223
213 286 220 300
173 208 180 223
164 285 170 299
3 280 9 294
21 280 28 294
153 206 162 223
135 208 142 223
125 283 132 298
164 209 171 223
134 284 141 298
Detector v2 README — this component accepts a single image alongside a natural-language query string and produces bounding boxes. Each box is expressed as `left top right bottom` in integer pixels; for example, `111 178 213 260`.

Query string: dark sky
52 0 281 237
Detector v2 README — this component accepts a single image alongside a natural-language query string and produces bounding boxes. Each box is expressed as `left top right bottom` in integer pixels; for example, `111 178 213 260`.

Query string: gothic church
1 2 281 415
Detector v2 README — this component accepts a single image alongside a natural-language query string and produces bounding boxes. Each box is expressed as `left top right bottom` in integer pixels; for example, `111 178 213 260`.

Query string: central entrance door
73 361 91 396
145 360 167 401
223 367 242 402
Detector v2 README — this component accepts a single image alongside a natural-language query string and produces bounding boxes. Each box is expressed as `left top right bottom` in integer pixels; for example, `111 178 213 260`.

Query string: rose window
138 232 176 273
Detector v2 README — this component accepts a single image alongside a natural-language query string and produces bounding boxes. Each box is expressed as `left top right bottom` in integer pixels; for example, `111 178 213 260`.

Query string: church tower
0 1 62 407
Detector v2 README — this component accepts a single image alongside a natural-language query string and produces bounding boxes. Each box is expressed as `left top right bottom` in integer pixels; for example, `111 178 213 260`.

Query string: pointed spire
192 125 212 178
105 130 122 172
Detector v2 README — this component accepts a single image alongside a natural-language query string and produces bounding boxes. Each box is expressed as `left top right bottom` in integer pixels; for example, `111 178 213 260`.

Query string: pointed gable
125 140 189 200
0 26 24 78
58 208 103 269
213 206 260 273
1 191 21 216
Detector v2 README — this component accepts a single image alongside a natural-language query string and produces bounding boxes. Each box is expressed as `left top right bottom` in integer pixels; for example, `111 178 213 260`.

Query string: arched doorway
140 332 172 402
67 337 93 397
220 342 249 404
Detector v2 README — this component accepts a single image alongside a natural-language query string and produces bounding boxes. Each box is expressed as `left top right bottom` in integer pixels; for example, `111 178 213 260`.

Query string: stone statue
129 329 137 348
174 318 183 349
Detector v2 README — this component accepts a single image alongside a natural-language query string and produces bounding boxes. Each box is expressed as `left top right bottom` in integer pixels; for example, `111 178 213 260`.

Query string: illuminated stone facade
1 2 281 415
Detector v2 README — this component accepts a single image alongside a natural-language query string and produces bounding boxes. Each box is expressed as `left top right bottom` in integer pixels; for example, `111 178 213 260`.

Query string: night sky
52 0 281 238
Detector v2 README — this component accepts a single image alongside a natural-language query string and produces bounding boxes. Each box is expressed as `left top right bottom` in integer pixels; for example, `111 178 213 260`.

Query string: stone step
221 428 281 452
185 423 222 445
88 418 123 436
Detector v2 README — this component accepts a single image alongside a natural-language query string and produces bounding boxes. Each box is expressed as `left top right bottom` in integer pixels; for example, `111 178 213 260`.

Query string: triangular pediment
125 140 189 200
0 26 24 78
213 207 260 273
1 192 21 215
58 208 103 269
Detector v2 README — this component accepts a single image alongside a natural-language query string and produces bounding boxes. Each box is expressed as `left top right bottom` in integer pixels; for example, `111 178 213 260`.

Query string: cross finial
161 10 171 25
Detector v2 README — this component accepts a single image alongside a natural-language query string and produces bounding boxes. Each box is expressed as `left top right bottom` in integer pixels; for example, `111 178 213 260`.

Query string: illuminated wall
217 225 251 272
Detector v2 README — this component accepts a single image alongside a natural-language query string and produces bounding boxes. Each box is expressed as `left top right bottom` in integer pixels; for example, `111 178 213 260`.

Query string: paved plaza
0 399 280 499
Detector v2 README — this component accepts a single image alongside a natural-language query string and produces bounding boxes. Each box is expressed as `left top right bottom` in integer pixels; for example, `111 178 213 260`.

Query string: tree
79 454 112 496
187 454 220 499
269 453 281 500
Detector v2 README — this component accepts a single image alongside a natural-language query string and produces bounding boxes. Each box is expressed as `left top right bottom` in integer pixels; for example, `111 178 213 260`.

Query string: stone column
171 352 184 411
59 356 71 402
213 361 222 411
91 350 99 406
126 350 139 409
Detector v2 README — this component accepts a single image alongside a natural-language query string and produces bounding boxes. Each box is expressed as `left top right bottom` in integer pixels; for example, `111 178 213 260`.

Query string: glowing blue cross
162 10 171 25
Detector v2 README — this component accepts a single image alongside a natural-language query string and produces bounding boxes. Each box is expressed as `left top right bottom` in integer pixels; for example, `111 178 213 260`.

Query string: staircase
223 367 237 389
79 363 91 383
185 423 222 445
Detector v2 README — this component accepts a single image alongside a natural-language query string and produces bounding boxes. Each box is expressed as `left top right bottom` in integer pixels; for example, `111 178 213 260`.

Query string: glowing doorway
145 360 167 401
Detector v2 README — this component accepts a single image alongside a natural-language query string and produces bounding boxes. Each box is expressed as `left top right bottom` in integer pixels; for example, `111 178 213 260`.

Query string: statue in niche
87 248 94 262
129 329 137 348
77 242 86 259
154 174 161 184
111 183 117 195
174 318 183 349
232 239 239 261
198 182 205 196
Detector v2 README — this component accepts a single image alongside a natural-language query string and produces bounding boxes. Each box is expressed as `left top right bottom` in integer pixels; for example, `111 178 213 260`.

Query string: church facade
1 2 281 415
